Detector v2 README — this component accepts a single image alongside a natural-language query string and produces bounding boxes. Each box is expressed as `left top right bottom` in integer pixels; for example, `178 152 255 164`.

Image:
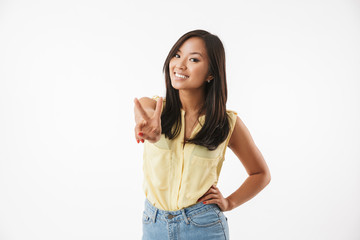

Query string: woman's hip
142 198 229 240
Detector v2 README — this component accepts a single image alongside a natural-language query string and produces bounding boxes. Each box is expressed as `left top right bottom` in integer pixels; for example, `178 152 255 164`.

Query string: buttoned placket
173 109 202 210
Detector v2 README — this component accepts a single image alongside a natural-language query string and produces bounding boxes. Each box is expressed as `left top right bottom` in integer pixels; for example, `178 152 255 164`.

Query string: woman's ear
206 75 214 81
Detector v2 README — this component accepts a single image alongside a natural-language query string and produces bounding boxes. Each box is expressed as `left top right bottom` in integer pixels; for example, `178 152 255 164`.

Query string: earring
207 80 211 83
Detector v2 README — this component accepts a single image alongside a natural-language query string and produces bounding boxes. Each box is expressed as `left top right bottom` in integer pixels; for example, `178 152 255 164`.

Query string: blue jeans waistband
144 198 221 222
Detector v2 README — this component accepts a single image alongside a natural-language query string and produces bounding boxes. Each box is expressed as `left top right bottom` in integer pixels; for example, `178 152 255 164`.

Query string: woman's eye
173 54 198 62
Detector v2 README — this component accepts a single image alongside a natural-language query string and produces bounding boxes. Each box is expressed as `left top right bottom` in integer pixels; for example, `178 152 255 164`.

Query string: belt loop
181 209 189 225
153 209 158 223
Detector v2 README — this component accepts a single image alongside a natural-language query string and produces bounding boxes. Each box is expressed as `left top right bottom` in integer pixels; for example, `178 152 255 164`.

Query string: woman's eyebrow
178 49 203 57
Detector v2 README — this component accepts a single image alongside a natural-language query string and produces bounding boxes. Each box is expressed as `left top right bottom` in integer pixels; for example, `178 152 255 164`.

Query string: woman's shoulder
151 95 166 113
151 95 165 101
226 109 239 133
152 95 166 103
226 109 237 115
226 109 238 120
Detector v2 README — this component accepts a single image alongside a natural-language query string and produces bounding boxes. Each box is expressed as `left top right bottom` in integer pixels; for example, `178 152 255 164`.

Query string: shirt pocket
143 140 171 191
192 145 221 159
184 153 220 200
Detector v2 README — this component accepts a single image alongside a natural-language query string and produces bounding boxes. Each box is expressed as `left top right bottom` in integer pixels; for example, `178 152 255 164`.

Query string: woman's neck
179 89 206 115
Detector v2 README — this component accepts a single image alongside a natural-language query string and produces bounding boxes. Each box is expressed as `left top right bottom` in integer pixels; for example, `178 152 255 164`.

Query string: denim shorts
142 198 229 240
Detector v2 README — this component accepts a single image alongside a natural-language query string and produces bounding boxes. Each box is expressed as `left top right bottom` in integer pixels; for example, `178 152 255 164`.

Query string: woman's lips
174 72 189 80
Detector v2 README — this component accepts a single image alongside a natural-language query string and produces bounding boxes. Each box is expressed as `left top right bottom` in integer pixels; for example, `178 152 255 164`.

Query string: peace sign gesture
133 97 163 144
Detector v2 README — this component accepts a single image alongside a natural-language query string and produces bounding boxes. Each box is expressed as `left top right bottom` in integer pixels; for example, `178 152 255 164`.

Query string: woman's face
169 37 213 91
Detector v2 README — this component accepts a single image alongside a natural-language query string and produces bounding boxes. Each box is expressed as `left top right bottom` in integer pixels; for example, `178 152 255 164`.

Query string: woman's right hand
133 97 163 144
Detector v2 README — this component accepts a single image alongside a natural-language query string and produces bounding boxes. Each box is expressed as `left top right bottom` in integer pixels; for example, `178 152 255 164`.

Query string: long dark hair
161 29 230 150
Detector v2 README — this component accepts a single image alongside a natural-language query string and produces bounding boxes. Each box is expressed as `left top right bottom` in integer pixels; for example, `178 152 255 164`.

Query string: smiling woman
169 37 213 93
133 29 271 240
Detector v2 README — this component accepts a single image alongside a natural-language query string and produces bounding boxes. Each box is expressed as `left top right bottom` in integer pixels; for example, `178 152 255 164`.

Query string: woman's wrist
225 197 235 211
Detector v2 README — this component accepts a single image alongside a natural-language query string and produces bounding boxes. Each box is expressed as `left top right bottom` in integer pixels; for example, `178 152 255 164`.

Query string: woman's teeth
175 73 189 79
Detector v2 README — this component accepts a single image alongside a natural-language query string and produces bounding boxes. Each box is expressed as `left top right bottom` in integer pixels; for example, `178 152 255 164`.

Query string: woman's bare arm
225 116 271 210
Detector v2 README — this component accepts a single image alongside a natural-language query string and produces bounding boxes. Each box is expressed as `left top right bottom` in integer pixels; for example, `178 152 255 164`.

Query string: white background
1 0 359 239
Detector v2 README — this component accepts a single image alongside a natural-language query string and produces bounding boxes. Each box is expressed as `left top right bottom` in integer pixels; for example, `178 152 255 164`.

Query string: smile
175 73 189 79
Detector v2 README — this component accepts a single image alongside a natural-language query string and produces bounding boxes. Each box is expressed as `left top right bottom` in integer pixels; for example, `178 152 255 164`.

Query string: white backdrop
0 0 359 239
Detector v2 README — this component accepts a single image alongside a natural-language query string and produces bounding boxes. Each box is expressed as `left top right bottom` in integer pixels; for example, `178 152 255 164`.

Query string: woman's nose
175 58 187 70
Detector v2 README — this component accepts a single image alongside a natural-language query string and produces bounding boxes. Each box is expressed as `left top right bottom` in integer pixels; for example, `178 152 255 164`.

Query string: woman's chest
183 114 202 141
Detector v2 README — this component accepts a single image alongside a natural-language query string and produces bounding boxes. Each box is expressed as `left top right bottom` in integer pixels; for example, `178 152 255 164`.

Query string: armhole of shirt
221 110 238 160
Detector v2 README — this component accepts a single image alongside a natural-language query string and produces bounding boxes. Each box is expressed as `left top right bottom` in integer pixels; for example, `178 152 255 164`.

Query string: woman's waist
143 197 220 218
143 180 217 211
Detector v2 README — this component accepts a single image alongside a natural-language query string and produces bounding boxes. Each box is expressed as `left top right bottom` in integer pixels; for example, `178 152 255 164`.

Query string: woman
134 29 271 240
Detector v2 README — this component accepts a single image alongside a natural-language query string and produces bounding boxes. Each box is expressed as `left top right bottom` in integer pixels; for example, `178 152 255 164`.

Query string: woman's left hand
197 184 231 212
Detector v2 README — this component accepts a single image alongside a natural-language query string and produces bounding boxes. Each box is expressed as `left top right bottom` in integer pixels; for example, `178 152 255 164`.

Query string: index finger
134 97 150 121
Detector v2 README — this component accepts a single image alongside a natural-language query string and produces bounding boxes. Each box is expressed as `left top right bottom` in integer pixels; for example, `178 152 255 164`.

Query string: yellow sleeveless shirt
142 95 238 211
